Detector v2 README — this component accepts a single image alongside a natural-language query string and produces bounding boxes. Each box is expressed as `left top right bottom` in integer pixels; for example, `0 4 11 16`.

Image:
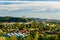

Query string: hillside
0 16 60 23
0 16 32 22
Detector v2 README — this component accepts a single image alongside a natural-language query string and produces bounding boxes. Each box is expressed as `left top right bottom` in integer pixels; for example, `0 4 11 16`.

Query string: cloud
0 0 60 1
0 2 60 12
0 1 60 19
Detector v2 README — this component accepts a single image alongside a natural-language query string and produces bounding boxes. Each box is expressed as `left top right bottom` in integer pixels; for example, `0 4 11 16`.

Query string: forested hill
0 16 60 22
0 17 32 22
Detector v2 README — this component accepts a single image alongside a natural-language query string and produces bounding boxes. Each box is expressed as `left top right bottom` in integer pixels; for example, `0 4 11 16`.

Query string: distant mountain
30 18 60 22
0 16 60 23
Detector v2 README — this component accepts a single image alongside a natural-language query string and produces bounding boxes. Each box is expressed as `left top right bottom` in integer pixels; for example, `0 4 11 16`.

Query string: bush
0 37 6 40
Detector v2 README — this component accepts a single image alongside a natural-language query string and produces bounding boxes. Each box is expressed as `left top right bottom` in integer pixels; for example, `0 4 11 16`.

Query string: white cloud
0 2 60 11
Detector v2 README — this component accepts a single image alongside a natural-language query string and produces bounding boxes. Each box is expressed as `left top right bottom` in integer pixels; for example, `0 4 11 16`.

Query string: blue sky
0 0 60 1
0 1 60 20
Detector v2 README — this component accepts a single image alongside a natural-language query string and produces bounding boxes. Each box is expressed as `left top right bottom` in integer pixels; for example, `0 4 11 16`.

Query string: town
0 17 60 40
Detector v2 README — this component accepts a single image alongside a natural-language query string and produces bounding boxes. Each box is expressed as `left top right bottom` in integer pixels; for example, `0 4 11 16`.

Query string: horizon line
0 16 60 20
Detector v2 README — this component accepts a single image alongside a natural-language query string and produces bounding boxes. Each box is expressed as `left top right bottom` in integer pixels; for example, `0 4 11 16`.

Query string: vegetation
0 16 32 22
0 17 60 40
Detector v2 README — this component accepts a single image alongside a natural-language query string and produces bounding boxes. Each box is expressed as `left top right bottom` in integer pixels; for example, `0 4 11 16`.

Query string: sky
0 0 60 1
0 1 60 20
